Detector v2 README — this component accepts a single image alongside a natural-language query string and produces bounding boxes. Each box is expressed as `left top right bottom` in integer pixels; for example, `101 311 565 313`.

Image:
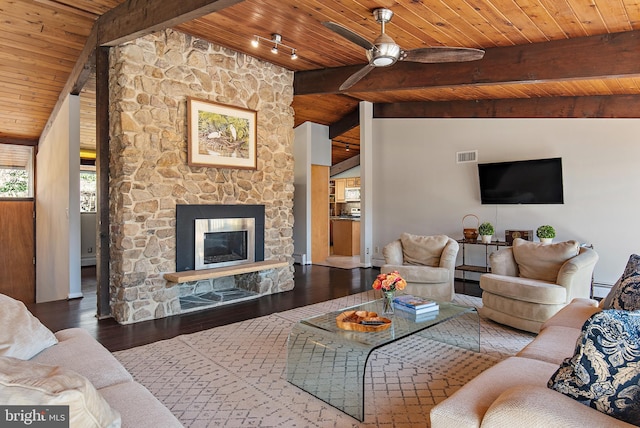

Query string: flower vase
382 291 395 314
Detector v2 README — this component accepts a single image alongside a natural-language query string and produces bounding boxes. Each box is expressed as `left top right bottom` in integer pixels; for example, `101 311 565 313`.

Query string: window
0 143 33 198
80 169 96 212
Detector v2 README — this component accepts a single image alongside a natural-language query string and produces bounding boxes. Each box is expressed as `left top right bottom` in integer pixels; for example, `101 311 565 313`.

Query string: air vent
457 150 478 164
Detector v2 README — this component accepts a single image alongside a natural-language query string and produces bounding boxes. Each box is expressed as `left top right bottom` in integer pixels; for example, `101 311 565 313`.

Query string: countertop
331 216 360 221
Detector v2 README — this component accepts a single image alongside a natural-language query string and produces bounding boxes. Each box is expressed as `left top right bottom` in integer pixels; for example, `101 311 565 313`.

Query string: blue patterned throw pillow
605 254 640 311
548 310 640 425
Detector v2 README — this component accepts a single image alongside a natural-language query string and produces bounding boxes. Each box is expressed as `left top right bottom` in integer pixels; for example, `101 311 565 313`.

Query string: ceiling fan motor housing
367 33 400 66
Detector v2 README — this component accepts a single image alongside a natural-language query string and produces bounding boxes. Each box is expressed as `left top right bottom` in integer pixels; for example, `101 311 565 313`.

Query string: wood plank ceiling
3 0 640 166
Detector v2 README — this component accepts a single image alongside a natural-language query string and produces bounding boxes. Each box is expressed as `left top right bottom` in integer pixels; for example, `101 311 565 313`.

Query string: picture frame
187 97 257 169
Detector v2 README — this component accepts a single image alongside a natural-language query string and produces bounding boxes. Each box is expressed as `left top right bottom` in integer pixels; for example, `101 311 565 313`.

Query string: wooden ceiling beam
294 30 640 95
98 0 246 46
329 107 359 139
374 95 640 118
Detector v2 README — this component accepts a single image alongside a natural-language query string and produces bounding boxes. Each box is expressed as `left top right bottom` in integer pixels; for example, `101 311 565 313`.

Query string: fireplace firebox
195 218 255 270
176 205 265 272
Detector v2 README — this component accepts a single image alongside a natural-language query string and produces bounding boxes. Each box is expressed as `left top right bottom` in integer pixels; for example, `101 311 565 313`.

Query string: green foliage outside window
0 169 28 197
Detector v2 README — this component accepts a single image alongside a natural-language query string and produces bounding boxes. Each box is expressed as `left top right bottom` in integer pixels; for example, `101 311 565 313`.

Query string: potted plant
478 222 495 243
536 225 556 244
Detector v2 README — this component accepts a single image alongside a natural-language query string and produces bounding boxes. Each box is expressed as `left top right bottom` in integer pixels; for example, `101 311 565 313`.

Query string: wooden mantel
163 260 289 283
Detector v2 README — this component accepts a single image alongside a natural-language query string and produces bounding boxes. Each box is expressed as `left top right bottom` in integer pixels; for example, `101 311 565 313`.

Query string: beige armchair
479 238 598 333
381 233 459 301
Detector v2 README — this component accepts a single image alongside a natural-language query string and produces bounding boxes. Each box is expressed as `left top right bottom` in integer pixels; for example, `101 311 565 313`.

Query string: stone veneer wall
108 29 295 324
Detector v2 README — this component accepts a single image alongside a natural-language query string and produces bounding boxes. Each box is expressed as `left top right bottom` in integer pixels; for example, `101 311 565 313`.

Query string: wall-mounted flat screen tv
478 157 564 204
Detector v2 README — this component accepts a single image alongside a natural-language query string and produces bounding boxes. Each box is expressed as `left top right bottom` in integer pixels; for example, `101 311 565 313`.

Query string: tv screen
478 158 564 204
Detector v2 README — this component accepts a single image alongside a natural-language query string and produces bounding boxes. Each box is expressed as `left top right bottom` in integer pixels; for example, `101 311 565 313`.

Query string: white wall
36 95 81 302
292 122 331 264
371 118 640 287
80 212 96 266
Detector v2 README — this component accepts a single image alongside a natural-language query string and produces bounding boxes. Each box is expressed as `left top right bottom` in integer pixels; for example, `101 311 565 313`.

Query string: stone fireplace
107 29 295 324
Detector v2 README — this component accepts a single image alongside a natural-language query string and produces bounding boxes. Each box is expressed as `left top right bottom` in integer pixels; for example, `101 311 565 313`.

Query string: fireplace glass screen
195 218 255 270
203 231 247 264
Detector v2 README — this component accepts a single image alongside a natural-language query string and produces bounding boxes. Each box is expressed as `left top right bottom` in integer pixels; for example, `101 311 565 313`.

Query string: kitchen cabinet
334 179 346 203
346 177 360 187
332 219 360 256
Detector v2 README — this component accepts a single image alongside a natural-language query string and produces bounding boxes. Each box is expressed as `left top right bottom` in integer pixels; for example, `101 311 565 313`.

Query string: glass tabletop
298 298 477 348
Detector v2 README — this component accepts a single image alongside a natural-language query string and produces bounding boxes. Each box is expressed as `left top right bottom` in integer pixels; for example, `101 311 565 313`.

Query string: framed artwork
187 97 257 169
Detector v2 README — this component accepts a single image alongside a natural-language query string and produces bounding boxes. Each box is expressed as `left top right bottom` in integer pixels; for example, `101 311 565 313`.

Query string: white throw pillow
0 356 121 428
0 293 58 359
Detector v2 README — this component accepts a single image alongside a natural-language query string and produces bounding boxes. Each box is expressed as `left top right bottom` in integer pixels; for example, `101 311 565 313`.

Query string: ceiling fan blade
322 21 375 51
402 47 485 63
339 64 375 91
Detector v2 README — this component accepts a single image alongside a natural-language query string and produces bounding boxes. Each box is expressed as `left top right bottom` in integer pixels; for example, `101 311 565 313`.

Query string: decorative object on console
537 224 556 244
372 270 406 314
462 214 479 240
602 253 640 311
478 222 494 243
547 309 640 426
187 97 257 169
505 229 534 245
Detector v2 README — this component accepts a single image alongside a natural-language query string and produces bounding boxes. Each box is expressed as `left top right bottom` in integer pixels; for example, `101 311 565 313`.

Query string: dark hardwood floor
27 265 480 353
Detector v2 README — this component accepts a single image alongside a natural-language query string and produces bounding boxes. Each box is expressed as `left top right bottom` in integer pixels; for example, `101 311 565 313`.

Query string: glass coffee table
286 298 479 421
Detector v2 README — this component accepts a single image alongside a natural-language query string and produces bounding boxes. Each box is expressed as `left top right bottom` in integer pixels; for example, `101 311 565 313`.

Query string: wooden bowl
336 310 392 332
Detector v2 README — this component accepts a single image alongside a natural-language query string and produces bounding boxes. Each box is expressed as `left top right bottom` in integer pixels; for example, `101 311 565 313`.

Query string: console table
456 239 509 282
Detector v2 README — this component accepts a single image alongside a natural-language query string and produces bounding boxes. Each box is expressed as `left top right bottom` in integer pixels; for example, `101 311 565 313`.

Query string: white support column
359 101 373 267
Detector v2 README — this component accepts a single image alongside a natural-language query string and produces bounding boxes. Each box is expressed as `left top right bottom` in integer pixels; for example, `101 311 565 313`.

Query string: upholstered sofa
479 238 598 333
381 233 459 301
430 297 637 427
0 293 182 428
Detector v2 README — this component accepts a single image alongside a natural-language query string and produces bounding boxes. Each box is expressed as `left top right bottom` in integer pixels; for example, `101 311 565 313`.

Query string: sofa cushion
0 293 58 360
0 356 121 428
430 357 558 428
547 310 640 425
604 254 640 311
98 381 184 428
400 233 448 266
31 328 133 390
512 238 579 282
516 326 582 365
541 298 600 330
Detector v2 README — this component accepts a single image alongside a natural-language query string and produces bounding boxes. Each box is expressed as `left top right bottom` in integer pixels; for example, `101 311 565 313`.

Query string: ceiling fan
322 8 485 91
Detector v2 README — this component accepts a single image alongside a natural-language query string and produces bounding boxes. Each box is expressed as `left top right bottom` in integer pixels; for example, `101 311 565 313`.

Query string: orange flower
372 271 406 292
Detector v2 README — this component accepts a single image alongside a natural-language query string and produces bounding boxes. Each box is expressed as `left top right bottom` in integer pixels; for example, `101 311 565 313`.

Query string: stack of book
393 295 439 321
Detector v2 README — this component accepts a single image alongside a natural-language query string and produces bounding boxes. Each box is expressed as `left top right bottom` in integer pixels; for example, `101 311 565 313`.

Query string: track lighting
345 144 350 151
251 33 299 60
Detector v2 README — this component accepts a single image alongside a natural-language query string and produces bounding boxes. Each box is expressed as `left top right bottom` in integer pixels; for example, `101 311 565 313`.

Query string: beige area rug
313 255 362 269
113 291 535 427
